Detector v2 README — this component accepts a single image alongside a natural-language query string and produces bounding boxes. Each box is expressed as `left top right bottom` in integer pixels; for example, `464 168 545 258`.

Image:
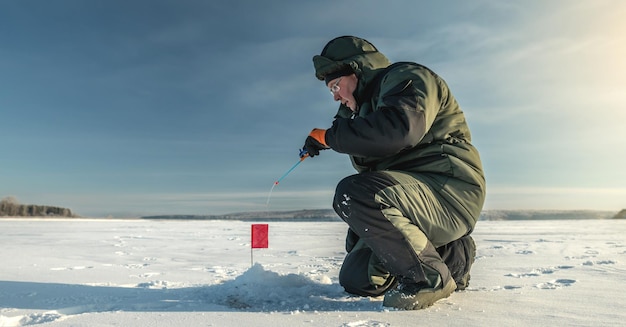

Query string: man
302 36 486 310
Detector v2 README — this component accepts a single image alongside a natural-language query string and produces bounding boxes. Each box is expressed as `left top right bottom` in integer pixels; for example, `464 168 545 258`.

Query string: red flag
251 224 269 248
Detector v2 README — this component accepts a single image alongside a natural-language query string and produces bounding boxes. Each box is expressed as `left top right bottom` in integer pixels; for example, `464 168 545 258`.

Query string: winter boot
383 241 457 310
383 275 457 310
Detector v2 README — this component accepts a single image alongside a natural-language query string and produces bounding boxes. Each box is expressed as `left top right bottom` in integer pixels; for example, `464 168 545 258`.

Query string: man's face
327 74 358 112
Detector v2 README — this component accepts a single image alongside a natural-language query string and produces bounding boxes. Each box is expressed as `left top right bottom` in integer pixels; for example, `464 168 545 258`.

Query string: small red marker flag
251 224 269 249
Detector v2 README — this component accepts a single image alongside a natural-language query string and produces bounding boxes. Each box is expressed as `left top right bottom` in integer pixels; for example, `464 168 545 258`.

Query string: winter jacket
313 36 486 227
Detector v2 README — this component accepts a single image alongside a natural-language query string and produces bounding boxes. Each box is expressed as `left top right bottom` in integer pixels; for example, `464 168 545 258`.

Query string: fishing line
266 149 308 207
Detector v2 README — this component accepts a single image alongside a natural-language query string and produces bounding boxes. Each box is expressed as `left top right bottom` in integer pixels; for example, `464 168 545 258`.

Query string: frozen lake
1 218 625 326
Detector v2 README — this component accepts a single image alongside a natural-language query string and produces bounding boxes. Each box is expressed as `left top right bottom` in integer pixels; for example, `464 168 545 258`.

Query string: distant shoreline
140 209 621 221
1 209 623 221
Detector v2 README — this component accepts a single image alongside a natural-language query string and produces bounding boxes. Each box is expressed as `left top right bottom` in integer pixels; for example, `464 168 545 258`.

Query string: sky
1 0 625 217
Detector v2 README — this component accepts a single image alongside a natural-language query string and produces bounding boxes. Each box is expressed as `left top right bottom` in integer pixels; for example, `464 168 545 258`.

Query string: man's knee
339 243 396 297
333 172 396 222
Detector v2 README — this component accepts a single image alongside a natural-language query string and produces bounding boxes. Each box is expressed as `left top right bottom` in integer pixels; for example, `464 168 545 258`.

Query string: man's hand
303 128 330 157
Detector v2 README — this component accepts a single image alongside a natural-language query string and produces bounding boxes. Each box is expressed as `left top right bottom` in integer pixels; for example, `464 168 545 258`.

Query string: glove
302 128 329 157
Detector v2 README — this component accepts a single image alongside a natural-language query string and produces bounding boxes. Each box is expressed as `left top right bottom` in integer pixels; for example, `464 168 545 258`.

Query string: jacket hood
313 36 391 112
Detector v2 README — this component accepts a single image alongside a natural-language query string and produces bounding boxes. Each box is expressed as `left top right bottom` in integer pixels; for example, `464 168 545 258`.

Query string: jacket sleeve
325 78 439 158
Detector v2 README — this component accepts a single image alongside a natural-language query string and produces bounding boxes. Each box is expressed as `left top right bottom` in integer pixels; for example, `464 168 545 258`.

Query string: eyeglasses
329 78 342 95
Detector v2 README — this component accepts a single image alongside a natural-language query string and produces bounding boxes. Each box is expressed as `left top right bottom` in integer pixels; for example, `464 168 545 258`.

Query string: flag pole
250 224 269 267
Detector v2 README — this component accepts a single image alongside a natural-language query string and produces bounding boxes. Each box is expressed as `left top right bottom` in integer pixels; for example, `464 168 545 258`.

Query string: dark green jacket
313 36 486 225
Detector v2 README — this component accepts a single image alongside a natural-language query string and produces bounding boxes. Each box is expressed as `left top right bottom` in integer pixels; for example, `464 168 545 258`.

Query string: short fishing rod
266 149 309 206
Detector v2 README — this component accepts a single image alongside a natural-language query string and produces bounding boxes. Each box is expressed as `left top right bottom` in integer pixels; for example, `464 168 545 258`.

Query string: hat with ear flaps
312 36 391 84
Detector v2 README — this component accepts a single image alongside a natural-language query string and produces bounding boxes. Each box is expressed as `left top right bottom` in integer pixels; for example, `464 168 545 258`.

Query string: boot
383 275 457 310
383 242 456 310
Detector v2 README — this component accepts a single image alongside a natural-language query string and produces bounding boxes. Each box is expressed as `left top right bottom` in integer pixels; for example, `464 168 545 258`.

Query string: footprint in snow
582 260 616 266
505 265 572 278
341 320 390 327
50 266 93 271
535 279 576 289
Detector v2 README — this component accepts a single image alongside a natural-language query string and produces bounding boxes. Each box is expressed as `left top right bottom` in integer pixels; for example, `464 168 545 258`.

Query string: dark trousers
333 171 476 296
339 235 476 296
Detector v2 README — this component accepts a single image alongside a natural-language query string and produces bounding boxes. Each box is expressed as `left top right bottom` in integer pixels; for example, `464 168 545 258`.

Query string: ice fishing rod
266 149 309 206
273 148 309 186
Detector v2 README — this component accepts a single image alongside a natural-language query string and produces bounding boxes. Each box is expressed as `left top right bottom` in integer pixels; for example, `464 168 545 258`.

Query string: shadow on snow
0 265 381 314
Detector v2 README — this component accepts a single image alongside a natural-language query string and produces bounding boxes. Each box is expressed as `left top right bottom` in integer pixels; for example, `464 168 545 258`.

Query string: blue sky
1 0 625 217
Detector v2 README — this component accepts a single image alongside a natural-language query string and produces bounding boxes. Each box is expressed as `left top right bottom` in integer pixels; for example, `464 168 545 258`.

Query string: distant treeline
0 197 76 218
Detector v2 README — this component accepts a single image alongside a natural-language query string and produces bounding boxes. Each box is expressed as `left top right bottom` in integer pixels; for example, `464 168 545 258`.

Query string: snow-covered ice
1 218 625 326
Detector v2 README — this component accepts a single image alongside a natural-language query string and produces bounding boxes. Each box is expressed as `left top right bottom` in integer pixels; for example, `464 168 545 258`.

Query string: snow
1 218 625 326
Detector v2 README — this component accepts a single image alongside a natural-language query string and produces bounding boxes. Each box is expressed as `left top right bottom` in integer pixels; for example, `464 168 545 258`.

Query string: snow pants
333 171 478 296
